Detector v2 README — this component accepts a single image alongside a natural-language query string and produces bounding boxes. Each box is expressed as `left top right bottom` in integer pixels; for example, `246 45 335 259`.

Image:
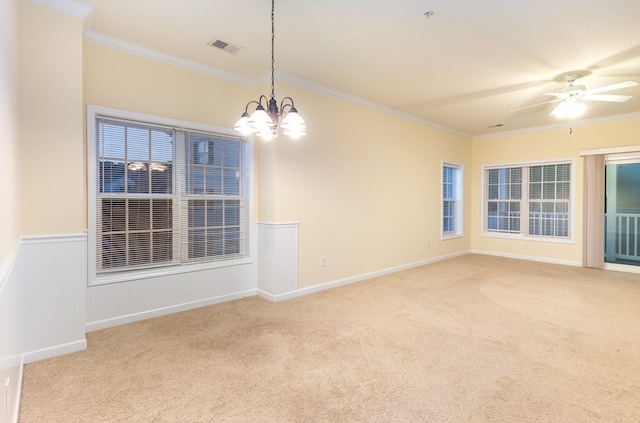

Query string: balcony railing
606 213 640 261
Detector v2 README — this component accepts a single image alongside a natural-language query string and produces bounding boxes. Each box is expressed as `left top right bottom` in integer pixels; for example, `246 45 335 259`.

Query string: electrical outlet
320 256 326 267
426 240 430 247
524 244 529 250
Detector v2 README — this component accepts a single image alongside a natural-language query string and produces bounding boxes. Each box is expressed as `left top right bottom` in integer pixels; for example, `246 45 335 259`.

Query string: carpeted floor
19 255 640 422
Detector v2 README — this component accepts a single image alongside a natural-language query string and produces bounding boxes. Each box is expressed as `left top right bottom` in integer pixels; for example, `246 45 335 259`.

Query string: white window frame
87 105 254 286
480 158 575 243
442 162 463 239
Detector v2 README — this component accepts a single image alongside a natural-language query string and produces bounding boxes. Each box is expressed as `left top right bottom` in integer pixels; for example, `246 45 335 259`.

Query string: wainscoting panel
256 222 299 299
21 234 87 363
85 260 257 332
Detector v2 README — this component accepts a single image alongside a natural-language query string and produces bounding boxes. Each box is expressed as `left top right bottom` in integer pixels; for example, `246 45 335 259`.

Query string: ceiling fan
513 73 639 119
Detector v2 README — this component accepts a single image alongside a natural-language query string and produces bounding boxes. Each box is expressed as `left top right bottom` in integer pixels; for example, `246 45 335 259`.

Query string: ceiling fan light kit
512 72 638 133
233 0 307 140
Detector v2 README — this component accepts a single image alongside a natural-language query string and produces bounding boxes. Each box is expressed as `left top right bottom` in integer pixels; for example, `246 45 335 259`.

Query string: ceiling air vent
208 38 243 55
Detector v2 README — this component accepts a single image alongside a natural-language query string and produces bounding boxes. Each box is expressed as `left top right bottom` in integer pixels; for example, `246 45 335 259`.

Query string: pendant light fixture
233 0 307 140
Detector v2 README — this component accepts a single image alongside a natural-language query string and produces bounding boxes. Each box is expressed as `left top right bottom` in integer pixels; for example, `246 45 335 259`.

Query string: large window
483 160 573 240
89 107 249 284
442 163 463 238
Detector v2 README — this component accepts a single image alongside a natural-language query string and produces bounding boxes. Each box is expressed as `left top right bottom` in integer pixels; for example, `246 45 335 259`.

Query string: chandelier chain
270 0 275 100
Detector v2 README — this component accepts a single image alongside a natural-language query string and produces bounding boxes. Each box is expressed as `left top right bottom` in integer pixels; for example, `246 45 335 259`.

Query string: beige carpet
19 255 640 422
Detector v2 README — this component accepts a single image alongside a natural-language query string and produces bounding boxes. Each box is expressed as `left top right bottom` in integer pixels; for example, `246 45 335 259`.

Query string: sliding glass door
605 160 640 266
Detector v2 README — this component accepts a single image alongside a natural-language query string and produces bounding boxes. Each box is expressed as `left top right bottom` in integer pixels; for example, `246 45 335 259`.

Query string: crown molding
30 0 93 31
83 31 470 138
83 30 258 89
30 0 92 17
271 71 472 139
473 111 640 141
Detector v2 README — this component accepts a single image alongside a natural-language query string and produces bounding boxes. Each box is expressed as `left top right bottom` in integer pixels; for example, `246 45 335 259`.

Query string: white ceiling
76 0 640 137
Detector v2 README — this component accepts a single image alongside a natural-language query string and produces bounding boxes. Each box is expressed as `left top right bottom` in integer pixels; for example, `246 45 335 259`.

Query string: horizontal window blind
442 165 461 234
484 162 571 238
180 132 245 263
95 117 246 273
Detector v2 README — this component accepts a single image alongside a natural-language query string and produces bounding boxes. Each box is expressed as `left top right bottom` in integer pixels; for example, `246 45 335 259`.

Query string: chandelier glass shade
233 0 307 140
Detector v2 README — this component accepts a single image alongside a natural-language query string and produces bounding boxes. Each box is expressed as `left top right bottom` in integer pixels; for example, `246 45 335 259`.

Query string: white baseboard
470 249 582 267
23 339 87 364
260 251 471 302
85 289 257 332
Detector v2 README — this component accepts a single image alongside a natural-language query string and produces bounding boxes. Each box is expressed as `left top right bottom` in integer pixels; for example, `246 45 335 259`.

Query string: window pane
543 182 555 199
152 232 173 263
488 169 499 184
127 127 150 162
128 199 151 231
530 166 542 183
543 165 556 181
488 185 498 200
224 168 240 195
510 183 522 200
101 199 126 232
207 228 224 256
189 229 206 259
187 166 205 194
189 200 206 228
225 227 241 254
100 122 125 158
127 165 150 194
102 234 126 269
206 167 222 194
529 182 541 199
129 232 151 265
557 164 571 181
510 168 522 184
556 181 570 199
212 140 223 166
151 130 173 162
224 201 241 226
151 163 172 194
100 161 126 193
223 140 241 167
152 200 172 230
207 200 224 227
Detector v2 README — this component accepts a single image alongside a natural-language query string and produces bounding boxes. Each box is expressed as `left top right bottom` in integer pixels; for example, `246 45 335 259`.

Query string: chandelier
233 0 307 140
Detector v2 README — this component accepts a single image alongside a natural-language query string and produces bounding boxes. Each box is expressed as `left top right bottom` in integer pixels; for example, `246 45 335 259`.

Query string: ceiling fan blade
510 98 562 112
582 81 639 96
542 92 565 98
580 94 633 102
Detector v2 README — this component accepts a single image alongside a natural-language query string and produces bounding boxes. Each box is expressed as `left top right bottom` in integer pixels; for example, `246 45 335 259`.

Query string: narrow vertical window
442 163 463 238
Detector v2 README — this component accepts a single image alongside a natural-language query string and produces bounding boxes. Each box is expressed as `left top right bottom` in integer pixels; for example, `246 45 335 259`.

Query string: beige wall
18 1 84 235
471 118 640 263
0 0 19 260
257 82 472 288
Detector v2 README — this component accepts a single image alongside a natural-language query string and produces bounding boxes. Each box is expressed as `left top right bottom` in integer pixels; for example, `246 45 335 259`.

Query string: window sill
441 233 463 240
481 231 575 244
89 257 255 286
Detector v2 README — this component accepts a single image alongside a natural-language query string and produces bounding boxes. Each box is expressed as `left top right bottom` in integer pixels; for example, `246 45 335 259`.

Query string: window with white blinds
483 160 572 240
95 116 246 275
442 163 463 238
